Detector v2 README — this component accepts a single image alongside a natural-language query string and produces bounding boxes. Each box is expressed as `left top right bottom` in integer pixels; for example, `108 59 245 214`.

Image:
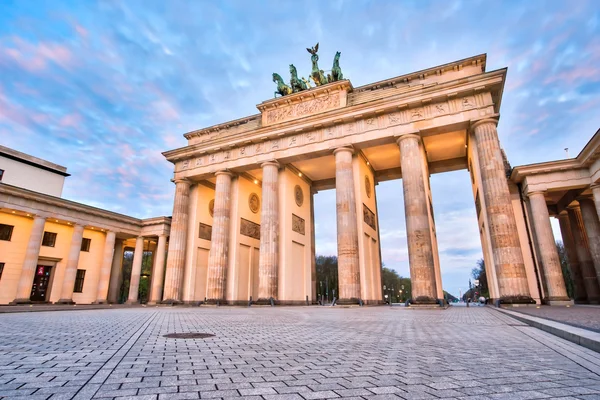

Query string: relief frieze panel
264 92 341 125
240 218 260 240
292 214 305 235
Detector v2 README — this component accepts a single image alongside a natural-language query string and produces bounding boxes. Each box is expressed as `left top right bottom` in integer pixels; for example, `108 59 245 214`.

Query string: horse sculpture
273 73 292 97
330 51 343 82
306 43 328 86
289 64 307 93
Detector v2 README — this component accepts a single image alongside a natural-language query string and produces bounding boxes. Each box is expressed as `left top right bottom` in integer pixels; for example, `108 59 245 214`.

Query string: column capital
172 177 191 186
576 195 593 203
260 160 280 168
395 133 421 145
215 169 234 178
590 183 600 190
470 117 499 132
332 146 354 156
527 190 546 198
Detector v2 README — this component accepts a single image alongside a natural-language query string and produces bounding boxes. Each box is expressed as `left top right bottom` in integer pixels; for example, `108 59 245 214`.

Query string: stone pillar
126 236 145 304
206 171 233 302
591 184 600 217
528 192 570 303
397 134 437 304
471 119 532 303
258 161 280 301
108 239 124 303
56 224 85 304
149 234 168 304
557 212 586 302
94 231 116 303
162 178 191 303
567 206 600 303
579 198 600 285
310 189 317 303
12 216 47 303
334 147 361 303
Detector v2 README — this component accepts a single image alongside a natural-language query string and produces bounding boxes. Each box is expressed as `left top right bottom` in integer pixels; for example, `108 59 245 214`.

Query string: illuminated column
12 216 47 303
334 147 361 303
397 134 437 304
591 184 600 217
527 192 570 303
56 224 85 304
557 211 586 302
258 161 280 301
107 239 124 303
148 234 168 304
126 236 145 304
206 171 233 302
162 178 191 303
579 198 600 288
472 119 532 303
567 206 600 303
94 231 117 303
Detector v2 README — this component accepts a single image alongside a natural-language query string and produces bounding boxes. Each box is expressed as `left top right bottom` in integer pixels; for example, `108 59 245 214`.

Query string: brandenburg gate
160 51 558 306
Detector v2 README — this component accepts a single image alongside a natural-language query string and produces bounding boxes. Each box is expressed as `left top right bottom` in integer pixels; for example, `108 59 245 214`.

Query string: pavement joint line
70 311 159 400
491 306 600 354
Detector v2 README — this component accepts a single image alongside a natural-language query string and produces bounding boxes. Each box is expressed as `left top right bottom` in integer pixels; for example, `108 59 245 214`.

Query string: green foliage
556 241 574 299
381 267 411 302
315 255 339 299
470 258 489 299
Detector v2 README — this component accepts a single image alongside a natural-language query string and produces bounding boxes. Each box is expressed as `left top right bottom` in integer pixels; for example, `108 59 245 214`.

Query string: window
0 263 4 280
73 269 86 293
0 169 4 181
80 238 91 252
0 224 14 241
42 231 57 247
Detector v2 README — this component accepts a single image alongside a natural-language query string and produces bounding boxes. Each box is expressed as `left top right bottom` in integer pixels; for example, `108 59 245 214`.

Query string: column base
255 298 277 306
204 299 225 306
160 299 183 305
544 299 575 306
336 298 362 306
125 300 139 305
9 299 32 305
92 300 108 305
410 296 438 305
55 299 75 305
498 295 536 305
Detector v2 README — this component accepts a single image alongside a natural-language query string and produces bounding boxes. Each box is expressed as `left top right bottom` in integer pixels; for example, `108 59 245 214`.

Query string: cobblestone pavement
511 305 600 333
1 306 600 400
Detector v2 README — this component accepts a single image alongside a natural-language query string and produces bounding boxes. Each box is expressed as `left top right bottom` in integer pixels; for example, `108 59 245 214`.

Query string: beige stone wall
278 168 312 302
72 229 106 304
352 155 382 302
0 213 32 304
0 156 66 197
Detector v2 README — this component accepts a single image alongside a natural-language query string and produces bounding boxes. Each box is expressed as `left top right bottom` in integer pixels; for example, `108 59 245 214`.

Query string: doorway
30 265 53 302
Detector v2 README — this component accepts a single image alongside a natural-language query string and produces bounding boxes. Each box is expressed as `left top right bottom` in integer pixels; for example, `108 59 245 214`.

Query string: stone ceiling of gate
164 55 505 182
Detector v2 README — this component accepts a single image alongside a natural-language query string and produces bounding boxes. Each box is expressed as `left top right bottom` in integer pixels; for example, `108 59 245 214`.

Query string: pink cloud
1 37 75 72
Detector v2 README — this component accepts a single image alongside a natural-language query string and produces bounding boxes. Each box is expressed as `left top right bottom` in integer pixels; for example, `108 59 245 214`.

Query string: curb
492 307 600 353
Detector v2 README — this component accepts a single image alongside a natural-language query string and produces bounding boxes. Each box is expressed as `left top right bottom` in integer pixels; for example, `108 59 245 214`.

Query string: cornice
164 68 506 163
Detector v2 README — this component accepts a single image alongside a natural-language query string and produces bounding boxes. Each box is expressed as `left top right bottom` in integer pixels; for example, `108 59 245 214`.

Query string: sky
1 0 599 298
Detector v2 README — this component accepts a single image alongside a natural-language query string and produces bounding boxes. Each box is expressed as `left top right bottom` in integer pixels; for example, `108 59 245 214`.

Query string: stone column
12 216 47 303
149 234 168 304
206 171 233 302
94 231 116 304
56 224 85 304
591 184 600 217
333 147 361 303
126 236 145 304
528 192 570 303
162 178 192 303
108 239 124 303
310 189 317 303
397 135 437 304
557 212 586 302
471 119 532 303
567 206 600 303
258 161 280 301
579 198 600 285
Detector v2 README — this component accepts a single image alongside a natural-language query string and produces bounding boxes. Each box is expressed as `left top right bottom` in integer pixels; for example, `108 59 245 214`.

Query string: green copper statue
289 64 307 93
306 43 328 86
330 51 343 81
273 72 292 97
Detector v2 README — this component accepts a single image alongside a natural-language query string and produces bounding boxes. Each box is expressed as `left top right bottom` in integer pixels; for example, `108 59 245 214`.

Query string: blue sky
1 0 599 297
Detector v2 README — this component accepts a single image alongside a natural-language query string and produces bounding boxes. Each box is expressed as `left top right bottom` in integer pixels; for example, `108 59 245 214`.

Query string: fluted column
528 192 570 302
56 224 85 304
397 135 437 303
149 234 168 304
472 119 532 303
94 231 116 303
567 206 600 303
557 212 586 302
258 161 280 301
206 171 233 302
108 239 124 303
591 184 600 217
12 216 47 303
334 147 361 303
162 178 192 303
126 236 145 304
579 198 600 285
